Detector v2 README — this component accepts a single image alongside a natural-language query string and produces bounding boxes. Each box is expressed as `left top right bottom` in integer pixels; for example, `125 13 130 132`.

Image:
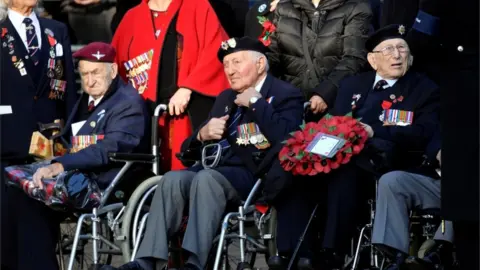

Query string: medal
47 70 54 78
258 3 267 13
249 136 258 145
49 48 55 58
20 68 27 76
90 121 96 128
256 134 264 143
389 94 396 100
2 42 6 48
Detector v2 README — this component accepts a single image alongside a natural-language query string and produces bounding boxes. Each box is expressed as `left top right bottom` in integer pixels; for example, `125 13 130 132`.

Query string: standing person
111 0 230 172
404 1 479 269
110 0 140 34
245 0 372 116
0 0 77 267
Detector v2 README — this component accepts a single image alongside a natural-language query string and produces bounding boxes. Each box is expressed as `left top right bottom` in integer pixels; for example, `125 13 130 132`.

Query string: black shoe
96 262 144 270
297 257 313 270
267 255 287 270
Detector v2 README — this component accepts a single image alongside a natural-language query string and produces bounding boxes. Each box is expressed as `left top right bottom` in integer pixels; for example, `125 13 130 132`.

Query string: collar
374 74 398 88
254 74 267 92
88 95 104 106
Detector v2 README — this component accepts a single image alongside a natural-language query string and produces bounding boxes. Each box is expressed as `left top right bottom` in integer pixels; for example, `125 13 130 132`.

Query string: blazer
181 74 304 176
333 70 440 170
0 16 77 160
54 77 149 188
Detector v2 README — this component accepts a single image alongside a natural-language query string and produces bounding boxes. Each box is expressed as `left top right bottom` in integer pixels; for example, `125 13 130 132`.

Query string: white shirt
373 74 398 89
8 9 42 51
254 75 267 92
88 96 104 107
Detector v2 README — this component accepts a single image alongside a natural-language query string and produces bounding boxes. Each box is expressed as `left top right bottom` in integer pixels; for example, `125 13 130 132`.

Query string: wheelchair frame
64 104 167 270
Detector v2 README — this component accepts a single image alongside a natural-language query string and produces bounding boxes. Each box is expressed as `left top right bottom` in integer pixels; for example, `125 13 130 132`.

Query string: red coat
112 0 229 171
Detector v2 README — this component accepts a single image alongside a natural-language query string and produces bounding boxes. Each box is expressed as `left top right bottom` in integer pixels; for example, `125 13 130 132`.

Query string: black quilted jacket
268 0 372 106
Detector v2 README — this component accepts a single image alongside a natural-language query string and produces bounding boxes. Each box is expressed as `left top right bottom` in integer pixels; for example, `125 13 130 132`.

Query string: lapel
60 93 83 137
351 72 376 110
76 97 110 135
35 18 55 96
2 18 35 88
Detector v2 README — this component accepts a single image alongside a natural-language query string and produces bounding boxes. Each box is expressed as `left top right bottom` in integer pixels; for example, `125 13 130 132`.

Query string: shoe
401 256 436 270
267 255 287 270
170 263 201 270
297 257 314 270
96 262 144 270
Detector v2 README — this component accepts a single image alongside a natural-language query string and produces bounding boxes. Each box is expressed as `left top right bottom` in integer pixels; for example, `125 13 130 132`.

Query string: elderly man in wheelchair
372 129 455 270
2 42 150 270
100 37 305 270
267 24 443 270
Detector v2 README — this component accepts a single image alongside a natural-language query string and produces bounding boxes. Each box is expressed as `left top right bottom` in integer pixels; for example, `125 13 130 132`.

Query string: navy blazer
333 71 440 169
0 17 77 160
54 78 149 188
181 74 304 175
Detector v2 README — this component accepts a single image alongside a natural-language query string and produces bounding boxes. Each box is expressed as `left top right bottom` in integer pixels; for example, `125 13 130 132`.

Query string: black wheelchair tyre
120 176 163 262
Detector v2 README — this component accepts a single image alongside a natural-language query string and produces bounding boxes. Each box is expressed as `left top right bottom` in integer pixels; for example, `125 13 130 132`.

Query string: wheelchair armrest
108 152 156 162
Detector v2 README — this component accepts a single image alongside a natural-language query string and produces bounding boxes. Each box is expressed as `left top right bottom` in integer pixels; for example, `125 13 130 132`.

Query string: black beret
217 37 270 62
244 0 275 40
365 24 408 52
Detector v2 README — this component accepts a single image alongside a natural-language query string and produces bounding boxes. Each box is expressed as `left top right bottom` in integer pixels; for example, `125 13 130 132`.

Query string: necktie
374 79 389 90
209 107 244 156
88 100 95 112
23 18 39 65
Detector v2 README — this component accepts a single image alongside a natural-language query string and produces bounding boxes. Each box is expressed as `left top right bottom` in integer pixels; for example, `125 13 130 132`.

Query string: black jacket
267 0 372 106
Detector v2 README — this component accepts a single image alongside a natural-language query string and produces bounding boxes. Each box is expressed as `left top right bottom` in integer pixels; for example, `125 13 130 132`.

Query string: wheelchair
61 103 280 270
58 104 167 270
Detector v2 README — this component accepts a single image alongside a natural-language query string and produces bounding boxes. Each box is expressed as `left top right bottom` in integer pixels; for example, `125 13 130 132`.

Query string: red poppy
382 100 392 110
294 162 313 175
1 28 7 38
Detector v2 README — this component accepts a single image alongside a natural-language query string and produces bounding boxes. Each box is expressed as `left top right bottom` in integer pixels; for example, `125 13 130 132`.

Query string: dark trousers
275 163 369 256
1 182 62 270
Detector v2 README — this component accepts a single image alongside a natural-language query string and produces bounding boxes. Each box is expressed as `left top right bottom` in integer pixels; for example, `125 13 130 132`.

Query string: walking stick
287 203 319 270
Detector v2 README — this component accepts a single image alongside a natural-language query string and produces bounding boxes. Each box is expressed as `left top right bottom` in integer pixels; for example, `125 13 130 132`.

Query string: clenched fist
197 115 230 142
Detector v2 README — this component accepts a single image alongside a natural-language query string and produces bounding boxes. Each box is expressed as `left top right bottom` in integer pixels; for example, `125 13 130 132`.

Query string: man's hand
169 88 192 116
361 122 374 138
309 95 328 114
270 0 280 11
198 115 230 142
32 163 65 189
234 88 261 108
436 150 441 166
73 0 100 5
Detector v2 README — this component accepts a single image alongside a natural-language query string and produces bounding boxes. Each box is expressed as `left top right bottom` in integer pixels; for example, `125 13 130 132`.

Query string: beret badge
398 25 406 35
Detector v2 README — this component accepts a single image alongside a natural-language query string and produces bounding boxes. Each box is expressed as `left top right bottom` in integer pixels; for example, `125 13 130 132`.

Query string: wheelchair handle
201 143 222 169
151 104 168 150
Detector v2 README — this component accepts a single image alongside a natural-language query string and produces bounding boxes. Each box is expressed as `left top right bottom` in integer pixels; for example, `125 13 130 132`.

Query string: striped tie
374 79 389 91
23 18 39 65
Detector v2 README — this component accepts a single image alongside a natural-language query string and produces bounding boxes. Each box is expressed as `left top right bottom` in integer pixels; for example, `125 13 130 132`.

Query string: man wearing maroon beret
3 42 150 270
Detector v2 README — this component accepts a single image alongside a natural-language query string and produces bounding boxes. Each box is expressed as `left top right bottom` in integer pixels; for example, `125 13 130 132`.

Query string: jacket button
320 10 326 14
25 55 29 59
314 11 319 16
457 45 464 52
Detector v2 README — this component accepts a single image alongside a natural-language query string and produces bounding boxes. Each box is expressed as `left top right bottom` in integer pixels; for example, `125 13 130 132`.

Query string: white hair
0 0 8 22
248 50 270 72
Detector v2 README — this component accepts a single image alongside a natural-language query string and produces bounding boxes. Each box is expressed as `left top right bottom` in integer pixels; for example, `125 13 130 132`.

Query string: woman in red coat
112 0 230 171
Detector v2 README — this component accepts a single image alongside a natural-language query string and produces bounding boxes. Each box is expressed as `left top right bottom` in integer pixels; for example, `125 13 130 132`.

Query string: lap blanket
4 161 101 211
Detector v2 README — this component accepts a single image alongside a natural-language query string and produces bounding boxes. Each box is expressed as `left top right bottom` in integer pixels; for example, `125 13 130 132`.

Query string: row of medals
45 28 65 100
237 133 270 149
124 50 154 94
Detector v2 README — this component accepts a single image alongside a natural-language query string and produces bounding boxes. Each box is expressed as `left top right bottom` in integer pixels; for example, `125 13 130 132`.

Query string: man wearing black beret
102 37 304 270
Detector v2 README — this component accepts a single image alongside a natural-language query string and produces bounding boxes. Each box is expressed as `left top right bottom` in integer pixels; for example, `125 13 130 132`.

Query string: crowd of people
0 0 478 269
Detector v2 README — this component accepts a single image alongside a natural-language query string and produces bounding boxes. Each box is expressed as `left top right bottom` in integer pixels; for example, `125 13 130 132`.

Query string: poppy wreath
279 113 368 176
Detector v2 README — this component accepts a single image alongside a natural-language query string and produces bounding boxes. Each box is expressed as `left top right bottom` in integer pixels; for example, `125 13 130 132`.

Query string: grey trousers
135 169 241 268
372 171 454 254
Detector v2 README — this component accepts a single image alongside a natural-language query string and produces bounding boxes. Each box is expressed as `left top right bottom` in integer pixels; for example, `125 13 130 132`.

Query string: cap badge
92 51 105 60
226 38 237 48
221 41 229 50
258 3 267 13
398 25 406 35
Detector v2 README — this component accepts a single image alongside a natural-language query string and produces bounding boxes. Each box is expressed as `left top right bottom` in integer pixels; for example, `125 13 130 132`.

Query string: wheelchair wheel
263 207 278 261
206 236 257 270
120 175 163 262
418 239 436 259
57 218 113 270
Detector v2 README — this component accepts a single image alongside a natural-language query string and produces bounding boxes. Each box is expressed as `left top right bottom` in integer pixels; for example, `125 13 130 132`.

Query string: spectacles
372 44 409 56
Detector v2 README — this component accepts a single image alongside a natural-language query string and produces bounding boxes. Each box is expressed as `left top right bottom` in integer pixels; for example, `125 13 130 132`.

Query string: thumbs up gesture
197 115 230 142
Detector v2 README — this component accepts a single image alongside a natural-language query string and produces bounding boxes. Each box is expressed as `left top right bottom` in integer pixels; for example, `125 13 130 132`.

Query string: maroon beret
73 42 116 63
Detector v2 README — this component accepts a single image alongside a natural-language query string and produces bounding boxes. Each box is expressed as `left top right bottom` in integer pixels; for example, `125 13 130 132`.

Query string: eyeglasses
372 44 409 56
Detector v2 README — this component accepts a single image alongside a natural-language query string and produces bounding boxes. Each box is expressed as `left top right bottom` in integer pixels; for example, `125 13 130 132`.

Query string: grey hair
0 0 8 22
248 50 270 72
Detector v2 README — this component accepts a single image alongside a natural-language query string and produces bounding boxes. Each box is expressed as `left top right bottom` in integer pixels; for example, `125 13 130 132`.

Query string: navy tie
374 79 389 90
218 107 244 150
23 18 39 65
